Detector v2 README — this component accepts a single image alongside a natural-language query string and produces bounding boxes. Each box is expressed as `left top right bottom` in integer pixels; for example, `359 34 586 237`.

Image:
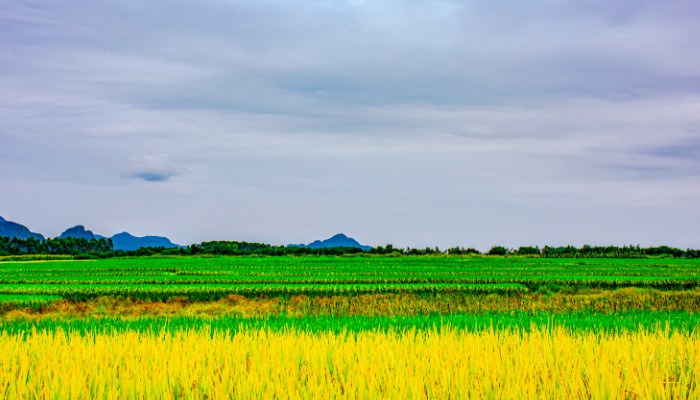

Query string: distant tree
446 247 480 255
517 246 540 256
487 246 508 256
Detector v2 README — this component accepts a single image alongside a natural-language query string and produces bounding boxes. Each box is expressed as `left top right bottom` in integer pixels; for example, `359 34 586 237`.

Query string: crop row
0 283 528 301
0 294 62 309
2 269 698 278
3 311 700 335
2 257 699 272
1 276 699 290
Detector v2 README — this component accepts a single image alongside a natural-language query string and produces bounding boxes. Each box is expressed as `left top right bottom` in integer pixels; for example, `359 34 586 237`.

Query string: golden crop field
1 326 698 399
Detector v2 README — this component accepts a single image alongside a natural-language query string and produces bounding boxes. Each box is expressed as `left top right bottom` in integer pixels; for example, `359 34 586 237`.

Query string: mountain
110 232 181 251
59 225 104 240
289 233 371 250
58 225 179 250
0 216 45 240
1 216 182 251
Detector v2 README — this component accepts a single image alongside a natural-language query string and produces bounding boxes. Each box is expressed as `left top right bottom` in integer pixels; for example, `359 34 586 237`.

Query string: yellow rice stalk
0 326 697 399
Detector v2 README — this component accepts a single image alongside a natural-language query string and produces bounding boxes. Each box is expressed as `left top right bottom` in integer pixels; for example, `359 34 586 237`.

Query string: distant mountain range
0 216 44 241
57 225 180 251
289 233 371 250
2 216 369 252
0 216 180 251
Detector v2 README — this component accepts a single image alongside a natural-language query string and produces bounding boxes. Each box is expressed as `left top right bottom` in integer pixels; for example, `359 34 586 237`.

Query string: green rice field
1 256 699 300
0 256 698 314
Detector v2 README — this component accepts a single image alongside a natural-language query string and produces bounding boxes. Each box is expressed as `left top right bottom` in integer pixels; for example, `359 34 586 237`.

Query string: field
2 256 700 299
1 256 699 398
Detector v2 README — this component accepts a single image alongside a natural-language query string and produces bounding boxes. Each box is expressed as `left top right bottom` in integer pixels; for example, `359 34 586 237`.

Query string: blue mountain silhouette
58 226 180 251
289 233 370 250
0 216 45 240
2 217 181 251
110 232 180 251
59 225 104 240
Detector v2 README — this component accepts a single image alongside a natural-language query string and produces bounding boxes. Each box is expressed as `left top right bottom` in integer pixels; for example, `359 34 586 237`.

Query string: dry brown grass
2 287 699 321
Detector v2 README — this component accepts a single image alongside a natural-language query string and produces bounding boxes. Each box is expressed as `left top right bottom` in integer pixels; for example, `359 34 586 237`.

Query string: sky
1 0 700 250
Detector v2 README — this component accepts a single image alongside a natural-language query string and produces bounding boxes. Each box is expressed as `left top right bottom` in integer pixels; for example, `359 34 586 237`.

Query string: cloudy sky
1 0 699 249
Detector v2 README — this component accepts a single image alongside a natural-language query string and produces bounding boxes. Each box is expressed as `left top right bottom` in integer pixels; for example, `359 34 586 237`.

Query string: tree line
1 236 698 258
0 236 113 255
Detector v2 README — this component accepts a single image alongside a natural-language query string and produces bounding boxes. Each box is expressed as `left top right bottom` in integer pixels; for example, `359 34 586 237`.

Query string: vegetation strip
2 311 699 335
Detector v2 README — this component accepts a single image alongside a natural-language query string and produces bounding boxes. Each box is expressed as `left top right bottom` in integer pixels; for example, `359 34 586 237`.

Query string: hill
110 232 181 251
58 225 104 240
289 233 371 250
0 216 45 240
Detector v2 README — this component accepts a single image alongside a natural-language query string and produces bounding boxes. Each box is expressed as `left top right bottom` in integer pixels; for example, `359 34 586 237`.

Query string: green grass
2 311 698 336
0 282 529 301
0 256 699 301
0 294 62 308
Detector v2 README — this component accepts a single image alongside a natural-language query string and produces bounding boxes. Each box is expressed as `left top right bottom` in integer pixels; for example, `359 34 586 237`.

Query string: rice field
1 325 698 399
1 256 699 398
0 256 699 301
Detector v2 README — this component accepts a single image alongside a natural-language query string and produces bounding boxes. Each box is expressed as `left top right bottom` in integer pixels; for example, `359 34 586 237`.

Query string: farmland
2 326 699 399
1 256 700 298
1 255 699 398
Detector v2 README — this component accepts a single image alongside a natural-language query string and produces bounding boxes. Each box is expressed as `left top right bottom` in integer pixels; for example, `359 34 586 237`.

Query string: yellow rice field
1 327 698 399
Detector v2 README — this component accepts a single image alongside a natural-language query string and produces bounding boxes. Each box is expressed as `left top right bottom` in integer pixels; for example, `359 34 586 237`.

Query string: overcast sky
1 0 700 249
